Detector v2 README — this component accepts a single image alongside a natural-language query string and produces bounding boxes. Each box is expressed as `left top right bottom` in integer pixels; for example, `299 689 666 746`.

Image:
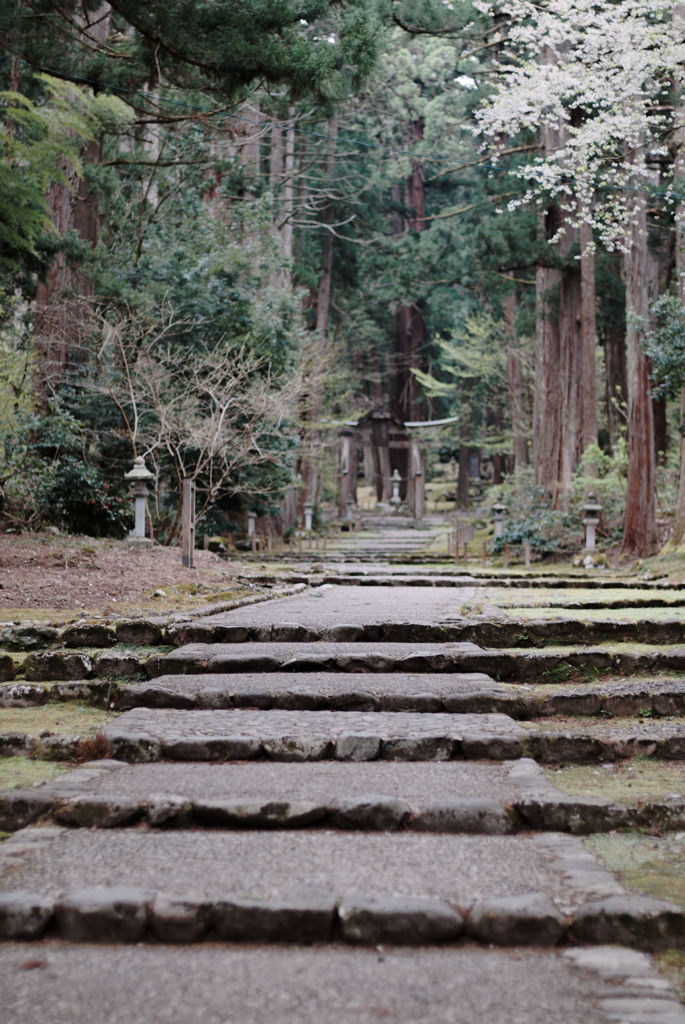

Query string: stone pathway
1 549 685 1022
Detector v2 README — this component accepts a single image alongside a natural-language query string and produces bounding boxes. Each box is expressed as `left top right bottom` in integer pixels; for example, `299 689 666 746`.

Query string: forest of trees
2 0 685 559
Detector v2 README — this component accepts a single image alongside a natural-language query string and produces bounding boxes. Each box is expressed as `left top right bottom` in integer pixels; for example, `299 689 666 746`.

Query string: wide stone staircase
1 559 685 1023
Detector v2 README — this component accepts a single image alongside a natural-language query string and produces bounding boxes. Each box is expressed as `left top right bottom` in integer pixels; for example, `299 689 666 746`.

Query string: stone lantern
124 456 153 544
304 503 314 532
390 468 402 507
492 496 507 540
583 492 602 550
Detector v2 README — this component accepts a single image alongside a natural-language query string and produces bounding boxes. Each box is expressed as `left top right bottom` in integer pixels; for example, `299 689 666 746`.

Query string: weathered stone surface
262 735 333 762
542 691 601 717
0 682 48 707
150 894 211 943
467 892 565 946
115 620 164 646
23 651 93 682
410 799 512 835
461 734 523 760
102 709 523 764
102 726 160 763
0 625 58 651
36 734 81 761
161 736 262 761
516 795 629 834
335 734 381 760
526 733 607 763
0 732 35 756
61 624 116 648
212 892 336 942
328 796 410 831
56 886 153 942
338 895 463 945
116 683 196 710
0 790 54 832
0 892 53 938
53 796 142 829
146 795 193 828
0 655 15 682
94 652 142 679
380 737 455 761
570 895 685 950
193 799 327 829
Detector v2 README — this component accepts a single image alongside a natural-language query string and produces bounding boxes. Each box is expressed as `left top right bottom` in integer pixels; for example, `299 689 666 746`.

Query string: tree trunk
392 117 426 423
579 220 598 472
457 385 472 507
502 285 528 474
299 116 338 512
33 4 111 408
670 3 685 545
621 155 656 558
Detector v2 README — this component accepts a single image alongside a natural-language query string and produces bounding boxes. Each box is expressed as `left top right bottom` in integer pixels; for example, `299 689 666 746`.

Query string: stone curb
161 618 685 648
1 886 684 950
2 785 682 836
0 585 307 656
144 645 685 681
113 676 685 719
565 947 685 1024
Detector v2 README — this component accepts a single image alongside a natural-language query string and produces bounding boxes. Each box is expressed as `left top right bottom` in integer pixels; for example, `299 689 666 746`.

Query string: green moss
0 755 70 789
586 832 685 909
0 704 114 737
547 759 685 805
655 950 685 1002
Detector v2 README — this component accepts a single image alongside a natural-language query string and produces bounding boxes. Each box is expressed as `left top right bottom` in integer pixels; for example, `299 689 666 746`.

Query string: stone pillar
124 456 153 545
409 439 425 520
182 478 196 568
390 468 402 507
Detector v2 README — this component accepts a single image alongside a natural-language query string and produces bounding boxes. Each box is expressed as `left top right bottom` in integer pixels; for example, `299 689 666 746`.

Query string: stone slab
46 759 524 805
0 828 619 911
146 642 685 681
147 641 486 677
102 708 525 763
117 673 685 719
0 943 638 1024
524 719 685 761
119 671 503 712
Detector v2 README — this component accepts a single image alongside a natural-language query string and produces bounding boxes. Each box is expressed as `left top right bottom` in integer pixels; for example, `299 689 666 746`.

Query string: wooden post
482 541 487 565
181 479 196 568
251 534 257 554
267 534 273 554
524 539 531 569
503 543 510 568
463 542 468 563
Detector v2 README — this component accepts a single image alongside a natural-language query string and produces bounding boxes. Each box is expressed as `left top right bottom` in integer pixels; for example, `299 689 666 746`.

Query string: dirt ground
0 533 264 620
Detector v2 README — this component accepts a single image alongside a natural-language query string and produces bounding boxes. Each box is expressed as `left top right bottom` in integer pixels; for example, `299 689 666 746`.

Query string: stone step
101 708 685 764
163 617 685 647
147 640 685 681
107 707 685 764
102 708 525 763
5 943 684 1024
116 671 685 720
3 758 683 837
2 826 684 953
147 641 484 677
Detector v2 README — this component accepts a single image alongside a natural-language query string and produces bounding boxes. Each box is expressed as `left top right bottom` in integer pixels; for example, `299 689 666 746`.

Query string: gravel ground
0 830 570 904
0 942 609 1024
50 760 522 803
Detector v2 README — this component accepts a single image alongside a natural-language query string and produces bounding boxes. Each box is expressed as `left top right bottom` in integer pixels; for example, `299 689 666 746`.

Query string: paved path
1 539 684 1023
